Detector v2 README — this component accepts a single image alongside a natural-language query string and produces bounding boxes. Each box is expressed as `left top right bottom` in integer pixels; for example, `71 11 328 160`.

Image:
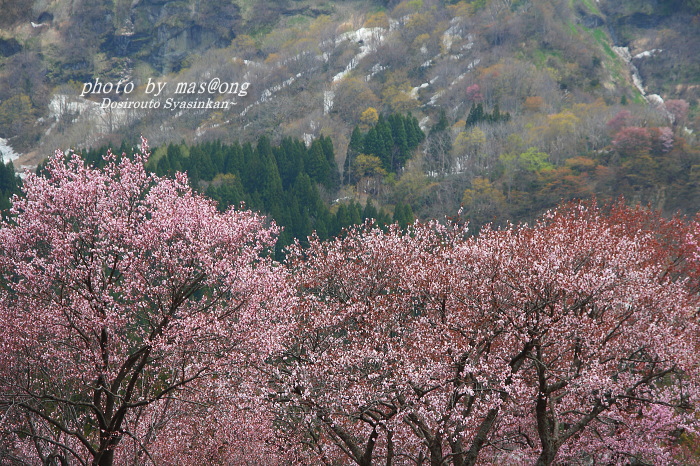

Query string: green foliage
465 103 511 126
393 201 415 229
8 0 700 242
147 134 395 258
346 113 425 181
518 147 554 172
0 159 19 217
590 28 616 59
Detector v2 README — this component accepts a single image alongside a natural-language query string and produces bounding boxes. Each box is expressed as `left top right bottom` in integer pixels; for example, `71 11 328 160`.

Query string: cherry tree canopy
0 141 290 465
0 138 698 465
273 203 700 465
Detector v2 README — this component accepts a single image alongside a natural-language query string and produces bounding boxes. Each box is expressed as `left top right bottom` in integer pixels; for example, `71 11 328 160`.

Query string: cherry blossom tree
0 140 290 465
650 126 674 154
466 84 483 103
606 109 632 134
665 99 690 127
272 202 700 465
612 126 652 157
450 202 700 464
275 221 490 465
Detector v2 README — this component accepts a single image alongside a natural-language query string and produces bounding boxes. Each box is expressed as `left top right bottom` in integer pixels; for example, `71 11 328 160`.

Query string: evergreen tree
208 140 225 174
205 174 246 211
190 146 216 181
364 127 382 163
345 126 364 184
306 140 331 188
320 135 340 189
332 204 349 237
430 109 450 135
348 201 363 227
394 202 405 227
393 202 415 229
256 136 285 213
156 154 171 176
315 208 332 241
0 160 19 217
167 143 185 173
223 142 243 175
292 172 320 214
276 138 301 189
389 114 409 165
362 199 379 222
466 103 485 126
491 103 501 123
241 142 258 192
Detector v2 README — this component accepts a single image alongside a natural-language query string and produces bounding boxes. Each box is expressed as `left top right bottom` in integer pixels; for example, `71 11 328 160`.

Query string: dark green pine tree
0 159 19 217
345 126 364 185
290 200 313 244
306 139 331 188
393 202 415 229
274 228 294 261
362 198 379 222
0 160 18 193
317 208 333 240
292 172 320 213
347 201 363 227
190 146 216 181
364 127 388 169
404 203 415 226
377 116 395 171
431 109 450 135
207 140 225 174
117 140 131 157
332 204 349 237
389 114 409 165
376 208 392 228
156 154 171 177
320 135 340 189
491 103 501 123
249 190 265 211
167 143 185 173
466 103 485 126
223 142 243 175
240 142 259 192
407 114 425 148
205 175 246 212
256 136 285 213
276 137 303 189
188 164 201 189
393 202 405 227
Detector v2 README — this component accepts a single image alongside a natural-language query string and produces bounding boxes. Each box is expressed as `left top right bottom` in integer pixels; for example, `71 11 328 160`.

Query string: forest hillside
0 0 698 226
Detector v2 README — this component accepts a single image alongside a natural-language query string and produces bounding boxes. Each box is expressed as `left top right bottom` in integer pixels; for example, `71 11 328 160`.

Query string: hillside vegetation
0 0 699 226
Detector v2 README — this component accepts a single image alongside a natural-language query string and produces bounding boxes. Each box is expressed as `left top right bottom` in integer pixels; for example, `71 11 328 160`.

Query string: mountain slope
0 0 698 223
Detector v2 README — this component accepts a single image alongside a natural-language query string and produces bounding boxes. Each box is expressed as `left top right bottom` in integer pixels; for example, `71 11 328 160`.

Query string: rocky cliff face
125 0 240 73
599 0 700 101
3 0 241 80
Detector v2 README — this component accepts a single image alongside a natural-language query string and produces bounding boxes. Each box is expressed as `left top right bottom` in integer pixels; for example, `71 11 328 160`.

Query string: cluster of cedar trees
464 102 511 126
344 113 425 181
70 113 422 257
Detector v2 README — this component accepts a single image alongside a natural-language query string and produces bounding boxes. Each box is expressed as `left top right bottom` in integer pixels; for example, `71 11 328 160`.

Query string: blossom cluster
0 145 698 465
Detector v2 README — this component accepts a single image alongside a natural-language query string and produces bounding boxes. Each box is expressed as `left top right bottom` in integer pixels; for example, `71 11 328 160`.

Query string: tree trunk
535 445 558 466
93 449 114 466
